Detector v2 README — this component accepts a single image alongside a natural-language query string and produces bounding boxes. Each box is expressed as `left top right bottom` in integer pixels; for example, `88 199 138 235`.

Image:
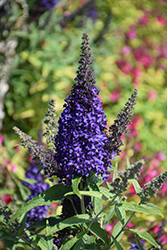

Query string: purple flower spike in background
22 162 50 227
129 239 146 250
40 0 60 10
55 33 113 186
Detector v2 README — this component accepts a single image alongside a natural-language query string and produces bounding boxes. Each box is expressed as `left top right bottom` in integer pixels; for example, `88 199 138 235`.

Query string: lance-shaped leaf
6 184 71 227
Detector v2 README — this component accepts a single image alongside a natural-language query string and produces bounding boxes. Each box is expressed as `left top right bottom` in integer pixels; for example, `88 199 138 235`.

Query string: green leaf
0 189 14 195
131 179 141 194
33 235 49 250
65 190 103 199
113 162 118 181
99 186 115 200
17 213 27 235
115 205 126 225
142 203 162 212
35 165 45 178
73 238 85 250
72 177 82 199
112 221 124 240
110 221 124 248
73 235 95 250
93 196 103 215
87 174 103 189
103 206 115 229
89 222 110 245
47 214 91 235
135 234 145 250
60 230 86 250
121 202 164 217
127 229 159 248
46 219 54 250
110 234 124 250
6 184 71 226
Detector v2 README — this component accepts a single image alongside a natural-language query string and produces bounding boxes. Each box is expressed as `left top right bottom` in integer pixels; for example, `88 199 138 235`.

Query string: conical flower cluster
55 33 114 186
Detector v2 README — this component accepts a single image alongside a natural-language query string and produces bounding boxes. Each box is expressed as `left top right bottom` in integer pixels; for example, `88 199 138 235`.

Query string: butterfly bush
2 33 167 250
55 33 114 186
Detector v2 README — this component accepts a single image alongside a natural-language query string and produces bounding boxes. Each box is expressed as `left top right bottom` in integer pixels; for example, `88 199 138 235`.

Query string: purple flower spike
55 33 113 186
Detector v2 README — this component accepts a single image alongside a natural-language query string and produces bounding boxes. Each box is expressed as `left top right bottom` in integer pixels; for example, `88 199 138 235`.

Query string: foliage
1 32 167 250
1 0 167 249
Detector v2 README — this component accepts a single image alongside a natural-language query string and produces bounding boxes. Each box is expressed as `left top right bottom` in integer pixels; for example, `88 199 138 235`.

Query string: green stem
108 202 141 249
81 195 85 214
87 196 117 231
80 181 85 214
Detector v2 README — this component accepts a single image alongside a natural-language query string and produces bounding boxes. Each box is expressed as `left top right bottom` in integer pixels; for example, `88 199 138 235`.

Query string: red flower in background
116 59 133 74
156 17 166 25
138 15 149 25
133 47 154 69
3 194 12 204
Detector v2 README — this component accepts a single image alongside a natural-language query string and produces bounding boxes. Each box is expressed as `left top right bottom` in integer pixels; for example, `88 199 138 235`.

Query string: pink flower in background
132 68 142 78
131 130 138 137
128 115 143 130
121 46 131 55
14 145 20 152
138 15 149 25
134 141 143 151
160 182 167 196
110 91 120 102
157 0 164 2
9 163 16 172
152 159 160 167
162 45 167 59
159 64 166 70
0 133 4 144
133 79 140 87
119 152 125 159
116 59 133 74
156 151 166 161
51 202 57 208
125 26 136 40
133 47 153 69
105 223 112 232
156 17 166 25
3 194 12 204
148 91 157 101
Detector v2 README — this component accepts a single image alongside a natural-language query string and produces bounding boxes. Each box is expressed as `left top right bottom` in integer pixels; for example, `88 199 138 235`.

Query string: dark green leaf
46 219 54 250
89 222 110 245
135 234 145 250
33 235 49 250
74 235 95 250
60 230 86 250
72 177 82 199
35 166 45 178
47 214 91 235
6 184 71 226
110 234 124 250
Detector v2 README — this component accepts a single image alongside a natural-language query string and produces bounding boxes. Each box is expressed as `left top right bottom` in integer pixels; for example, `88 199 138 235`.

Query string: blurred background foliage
1 0 167 248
